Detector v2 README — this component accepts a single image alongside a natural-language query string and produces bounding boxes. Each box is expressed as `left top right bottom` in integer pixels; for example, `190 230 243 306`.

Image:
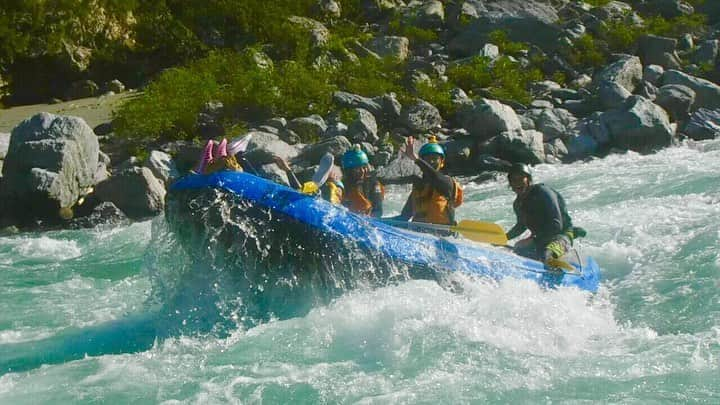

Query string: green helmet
342 145 369 169
419 136 445 158
508 163 532 180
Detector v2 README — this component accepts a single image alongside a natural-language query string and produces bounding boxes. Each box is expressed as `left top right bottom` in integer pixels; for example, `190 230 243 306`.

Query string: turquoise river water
0 141 718 403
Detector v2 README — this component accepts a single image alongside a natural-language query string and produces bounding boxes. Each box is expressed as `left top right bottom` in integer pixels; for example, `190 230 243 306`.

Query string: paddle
301 153 334 194
381 218 580 274
380 218 508 246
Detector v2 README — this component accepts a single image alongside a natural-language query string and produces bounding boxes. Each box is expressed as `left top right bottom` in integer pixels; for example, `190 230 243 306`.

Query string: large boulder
601 96 674 151
457 98 523 141
144 150 177 185
400 100 442 133
367 36 410 61
565 112 612 160
408 0 445 29
662 70 720 111
598 80 632 110
448 2 561 56
244 131 299 164
655 84 695 122
531 108 577 141
68 201 128 229
638 35 681 69
0 132 9 160
594 55 643 94
1 113 99 223
297 135 351 163
492 129 545 164
347 108 379 144
333 91 383 117
94 167 165 220
683 108 720 140
376 156 422 184
287 16 329 48
287 115 327 141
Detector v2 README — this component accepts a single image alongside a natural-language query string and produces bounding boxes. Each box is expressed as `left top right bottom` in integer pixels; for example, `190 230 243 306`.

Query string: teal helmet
342 145 369 169
419 136 445 158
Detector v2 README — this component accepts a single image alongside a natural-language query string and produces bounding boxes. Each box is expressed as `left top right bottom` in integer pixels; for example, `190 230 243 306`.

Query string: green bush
487 30 527 57
446 56 541 105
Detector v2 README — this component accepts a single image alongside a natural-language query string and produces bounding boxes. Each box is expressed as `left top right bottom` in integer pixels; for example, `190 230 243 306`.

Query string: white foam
9 236 81 262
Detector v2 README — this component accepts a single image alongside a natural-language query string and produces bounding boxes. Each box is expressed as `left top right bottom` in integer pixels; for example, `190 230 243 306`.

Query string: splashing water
1 142 719 402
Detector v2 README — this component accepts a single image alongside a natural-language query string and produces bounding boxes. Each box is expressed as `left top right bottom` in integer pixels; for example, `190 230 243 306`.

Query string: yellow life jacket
324 181 343 205
204 155 242 174
410 178 463 225
343 180 384 215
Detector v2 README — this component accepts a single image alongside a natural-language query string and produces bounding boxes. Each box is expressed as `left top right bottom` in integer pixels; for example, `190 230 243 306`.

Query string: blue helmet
419 136 445 158
342 145 369 169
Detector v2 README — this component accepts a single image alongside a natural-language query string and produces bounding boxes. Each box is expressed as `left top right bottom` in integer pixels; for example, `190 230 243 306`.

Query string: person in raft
195 136 258 175
396 135 463 225
505 163 585 264
341 145 384 217
272 155 344 204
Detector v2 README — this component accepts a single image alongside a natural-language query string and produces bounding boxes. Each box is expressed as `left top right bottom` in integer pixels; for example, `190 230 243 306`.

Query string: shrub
446 56 540 105
487 30 527 57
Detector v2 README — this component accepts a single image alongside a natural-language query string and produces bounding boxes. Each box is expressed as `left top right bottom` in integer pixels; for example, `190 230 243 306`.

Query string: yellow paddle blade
450 220 508 245
301 181 319 194
546 258 578 273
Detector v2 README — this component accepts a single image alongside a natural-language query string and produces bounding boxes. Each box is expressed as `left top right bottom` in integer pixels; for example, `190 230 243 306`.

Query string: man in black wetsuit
505 163 580 264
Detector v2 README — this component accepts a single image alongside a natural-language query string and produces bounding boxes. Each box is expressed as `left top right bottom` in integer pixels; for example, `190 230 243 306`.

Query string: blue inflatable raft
169 171 600 293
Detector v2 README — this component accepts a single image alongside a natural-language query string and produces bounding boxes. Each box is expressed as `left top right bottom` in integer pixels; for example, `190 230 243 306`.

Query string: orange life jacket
204 155 242 174
324 181 344 205
409 178 463 225
343 180 384 215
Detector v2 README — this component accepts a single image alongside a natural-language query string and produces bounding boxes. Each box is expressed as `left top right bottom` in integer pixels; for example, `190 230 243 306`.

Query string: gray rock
447 2 562 55
530 100 554 109
550 88 582 101
347 108 379 143
94 167 165 220
68 202 128 229
693 40 719 66
566 133 600 160
662 70 720 110
297 135 351 163
368 36 410 61
64 80 99 100
266 117 287 129
571 74 593 89
534 108 577 141
279 128 301 145
519 114 536 130
105 79 125 93
594 55 643 94
493 129 545 164
457 98 523 141
375 93 403 122
324 122 348 138
288 115 327 140
376 156 422 184
683 108 720 140
480 43 500 60
601 96 674 151
1 113 99 223
287 16 329 48
244 131 299 164
144 150 176 184
643 64 665 85
116 156 141 172
0 132 9 160
257 163 290 186
598 80 632 110
400 100 442 133
532 80 562 94
636 80 659 101
544 138 568 159
411 0 445 29
446 0 485 32
93 122 113 136
656 84 696 122
333 91 383 117
372 150 393 167
638 35 681 69
450 88 473 107
647 0 695 19
317 0 341 19
196 112 224 140
94 161 109 184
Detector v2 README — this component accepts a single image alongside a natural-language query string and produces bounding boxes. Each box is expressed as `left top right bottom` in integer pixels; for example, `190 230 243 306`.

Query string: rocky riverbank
1 0 720 231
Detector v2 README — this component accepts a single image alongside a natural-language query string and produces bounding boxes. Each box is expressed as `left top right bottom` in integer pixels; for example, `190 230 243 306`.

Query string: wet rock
144 150 177 185
68 202 128 229
601 96 674 151
400 100 442 133
1 113 99 224
683 108 720 140
457 98 523 141
656 84 695 122
94 166 165 220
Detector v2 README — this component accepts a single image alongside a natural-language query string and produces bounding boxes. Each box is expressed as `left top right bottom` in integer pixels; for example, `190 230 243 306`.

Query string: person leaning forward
397 135 463 225
505 163 584 264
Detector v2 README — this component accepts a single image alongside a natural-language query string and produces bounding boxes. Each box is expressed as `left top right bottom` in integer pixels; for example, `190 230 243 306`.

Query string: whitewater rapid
0 142 718 403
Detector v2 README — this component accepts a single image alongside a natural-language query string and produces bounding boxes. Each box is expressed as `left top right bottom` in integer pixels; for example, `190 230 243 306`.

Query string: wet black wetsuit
507 183 573 259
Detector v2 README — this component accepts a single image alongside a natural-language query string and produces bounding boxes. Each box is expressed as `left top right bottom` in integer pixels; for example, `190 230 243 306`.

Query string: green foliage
388 15 438 44
563 34 607 69
414 80 455 118
644 14 708 38
447 56 541 105
333 57 404 97
583 0 612 6
487 30 527 57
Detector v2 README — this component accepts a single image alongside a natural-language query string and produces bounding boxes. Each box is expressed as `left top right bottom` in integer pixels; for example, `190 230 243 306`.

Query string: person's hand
272 155 291 172
403 136 419 161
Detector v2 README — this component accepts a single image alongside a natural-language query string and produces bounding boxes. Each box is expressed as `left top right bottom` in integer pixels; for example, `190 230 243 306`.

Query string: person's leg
513 238 539 259
542 235 572 262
